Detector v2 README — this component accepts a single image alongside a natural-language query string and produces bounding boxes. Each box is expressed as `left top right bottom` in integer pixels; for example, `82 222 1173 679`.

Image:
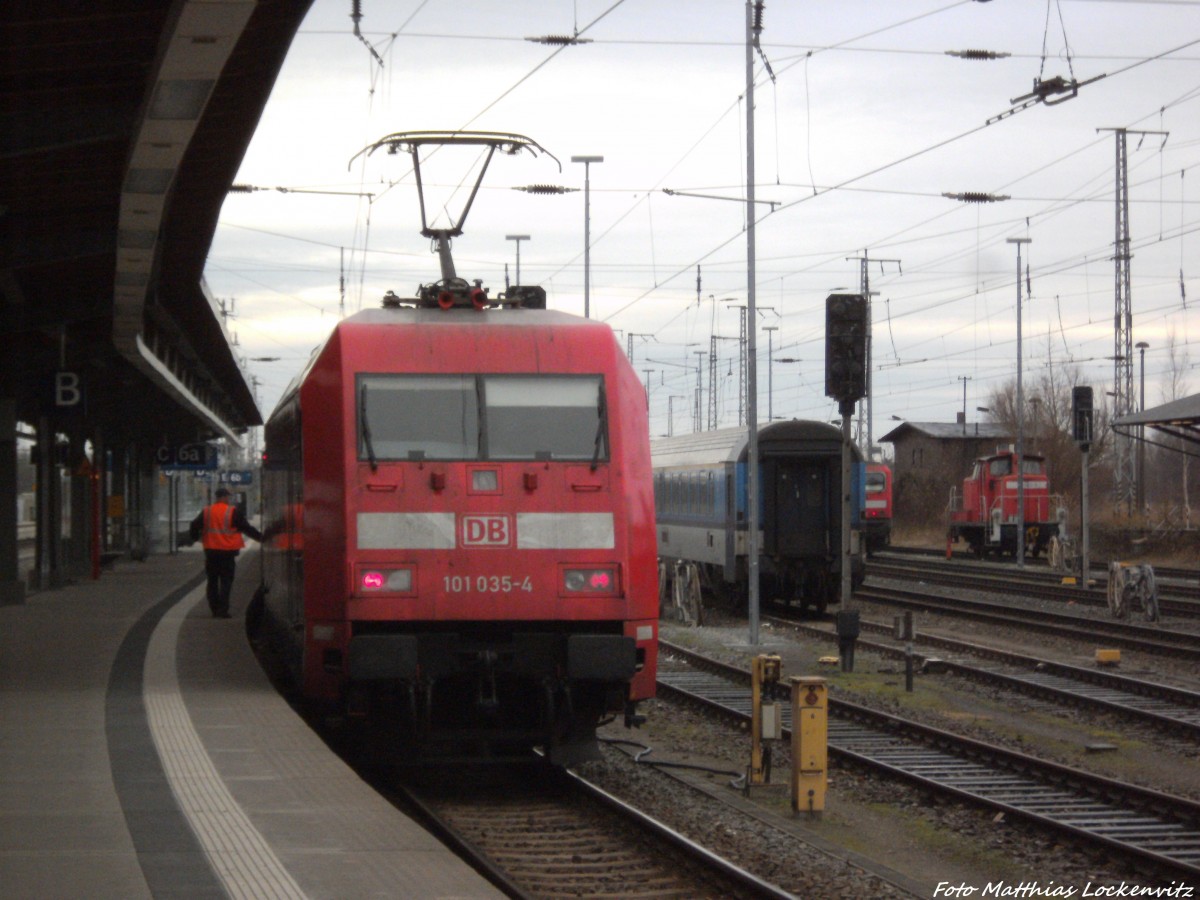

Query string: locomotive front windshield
357 374 607 462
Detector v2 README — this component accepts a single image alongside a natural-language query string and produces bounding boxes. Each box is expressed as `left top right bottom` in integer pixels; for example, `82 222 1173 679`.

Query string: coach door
764 458 828 557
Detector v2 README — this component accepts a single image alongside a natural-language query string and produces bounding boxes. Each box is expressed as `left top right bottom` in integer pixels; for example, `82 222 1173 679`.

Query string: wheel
1106 562 1128 619
672 561 703 626
682 563 703 626
1047 536 1063 570
1138 567 1159 623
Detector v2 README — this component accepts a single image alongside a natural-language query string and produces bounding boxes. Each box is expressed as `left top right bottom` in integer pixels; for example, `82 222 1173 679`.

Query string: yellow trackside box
749 654 783 785
790 676 828 817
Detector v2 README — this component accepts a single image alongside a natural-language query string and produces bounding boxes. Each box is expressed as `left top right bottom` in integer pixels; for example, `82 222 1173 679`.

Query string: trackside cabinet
790 676 828 817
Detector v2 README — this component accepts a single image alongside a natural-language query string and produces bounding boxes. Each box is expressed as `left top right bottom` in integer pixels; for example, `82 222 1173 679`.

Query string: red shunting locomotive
946 449 1065 559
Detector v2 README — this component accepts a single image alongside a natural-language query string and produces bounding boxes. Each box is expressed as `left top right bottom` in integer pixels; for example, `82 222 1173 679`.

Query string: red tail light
358 567 413 594
563 567 618 595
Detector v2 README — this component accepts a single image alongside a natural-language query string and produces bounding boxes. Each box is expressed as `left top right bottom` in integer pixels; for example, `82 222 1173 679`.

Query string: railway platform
0 548 504 899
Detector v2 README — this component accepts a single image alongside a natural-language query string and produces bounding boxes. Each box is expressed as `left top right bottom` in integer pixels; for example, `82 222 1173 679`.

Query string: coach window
483 375 606 461
358 374 479 460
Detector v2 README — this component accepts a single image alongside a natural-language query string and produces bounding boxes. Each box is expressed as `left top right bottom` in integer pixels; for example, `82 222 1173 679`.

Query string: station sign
159 468 255 485
45 370 86 419
155 442 217 470
53 371 84 408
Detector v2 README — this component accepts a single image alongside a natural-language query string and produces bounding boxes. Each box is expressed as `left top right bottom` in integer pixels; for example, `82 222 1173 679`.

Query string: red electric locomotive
945 449 1065 559
861 462 892 555
261 303 658 762
259 131 657 763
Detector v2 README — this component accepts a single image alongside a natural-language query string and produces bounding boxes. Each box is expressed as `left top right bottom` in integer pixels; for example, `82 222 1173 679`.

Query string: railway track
880 547 1200 602
392 763 792 900
854 582 1200 660
765 609 1200 741
658 640 1200 882
867 556 1200 619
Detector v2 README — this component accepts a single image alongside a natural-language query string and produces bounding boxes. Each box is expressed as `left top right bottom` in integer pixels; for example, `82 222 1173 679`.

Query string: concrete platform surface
0 550 503 899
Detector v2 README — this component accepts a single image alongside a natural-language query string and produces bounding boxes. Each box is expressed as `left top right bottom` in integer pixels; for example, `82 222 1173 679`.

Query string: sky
204 0 1200 452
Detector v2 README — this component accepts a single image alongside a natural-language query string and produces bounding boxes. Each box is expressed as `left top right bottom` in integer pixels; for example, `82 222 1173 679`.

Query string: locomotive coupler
624 700 645 729
476 651 500 710
541 679 558 728
405 682 419 730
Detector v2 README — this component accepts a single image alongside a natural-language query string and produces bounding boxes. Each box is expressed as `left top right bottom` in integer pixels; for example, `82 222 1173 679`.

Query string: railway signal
1072 384 1095 585
1072 385 1094 449
824 293 868 414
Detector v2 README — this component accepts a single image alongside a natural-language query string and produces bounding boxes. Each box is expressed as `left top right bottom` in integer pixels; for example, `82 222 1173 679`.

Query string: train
945 448 1065 559
651 419 865 617
257 129 658 764
259 299 659 763
861 462 892 555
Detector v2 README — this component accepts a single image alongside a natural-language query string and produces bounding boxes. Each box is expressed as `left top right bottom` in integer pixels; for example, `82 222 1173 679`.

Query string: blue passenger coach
651 420 864 614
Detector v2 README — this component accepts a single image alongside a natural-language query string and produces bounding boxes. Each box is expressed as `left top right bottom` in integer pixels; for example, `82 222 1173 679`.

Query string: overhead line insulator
525 34 592 45
943 191 1011 204
513 184 578 195
946 49 1011 60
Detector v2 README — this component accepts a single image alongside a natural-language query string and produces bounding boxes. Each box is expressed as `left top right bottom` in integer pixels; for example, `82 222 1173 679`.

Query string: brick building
878 420 1013 524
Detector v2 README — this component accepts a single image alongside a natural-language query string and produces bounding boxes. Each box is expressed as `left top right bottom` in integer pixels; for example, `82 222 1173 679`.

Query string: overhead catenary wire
216 2 1200 431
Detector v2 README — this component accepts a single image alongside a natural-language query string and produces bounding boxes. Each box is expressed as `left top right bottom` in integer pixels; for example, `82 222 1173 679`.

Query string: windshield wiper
360 383 378 472
590 380 608 472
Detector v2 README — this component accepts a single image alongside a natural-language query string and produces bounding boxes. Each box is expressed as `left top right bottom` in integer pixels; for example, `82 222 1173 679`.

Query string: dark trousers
203 550 238 616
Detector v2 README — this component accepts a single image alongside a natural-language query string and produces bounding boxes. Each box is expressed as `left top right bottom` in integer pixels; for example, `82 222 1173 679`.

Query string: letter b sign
52 371 84 416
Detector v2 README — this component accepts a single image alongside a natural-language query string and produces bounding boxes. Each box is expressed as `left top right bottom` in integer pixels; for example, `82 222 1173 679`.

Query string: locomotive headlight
358 566 413 593
562 567 618 595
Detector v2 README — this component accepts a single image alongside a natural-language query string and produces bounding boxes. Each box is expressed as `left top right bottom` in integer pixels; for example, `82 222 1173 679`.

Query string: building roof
878 421 1012 444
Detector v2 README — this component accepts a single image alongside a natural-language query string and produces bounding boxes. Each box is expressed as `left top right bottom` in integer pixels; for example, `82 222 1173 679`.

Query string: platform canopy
1 0 314 446
1112 392 1200 457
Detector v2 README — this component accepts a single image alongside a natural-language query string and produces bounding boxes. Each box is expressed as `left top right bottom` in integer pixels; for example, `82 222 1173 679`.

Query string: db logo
460 514 512 548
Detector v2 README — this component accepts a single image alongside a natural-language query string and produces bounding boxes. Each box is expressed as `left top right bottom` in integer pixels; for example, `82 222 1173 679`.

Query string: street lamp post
776 357 799 420
570 155 603 318
668 395 686 437
958 375 971 434
505 234 529 287
1136 340 1149 513
1007 236 1031 568
764 326 778 421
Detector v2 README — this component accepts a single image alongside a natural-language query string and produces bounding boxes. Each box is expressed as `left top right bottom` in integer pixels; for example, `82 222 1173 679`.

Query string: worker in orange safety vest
188 487 263 618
